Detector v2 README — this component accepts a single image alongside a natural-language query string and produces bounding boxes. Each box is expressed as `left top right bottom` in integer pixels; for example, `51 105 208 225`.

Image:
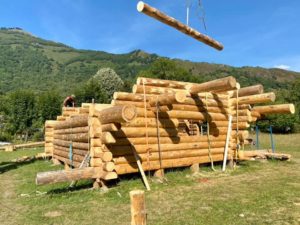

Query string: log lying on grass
36 167 117 185
137 1 223 50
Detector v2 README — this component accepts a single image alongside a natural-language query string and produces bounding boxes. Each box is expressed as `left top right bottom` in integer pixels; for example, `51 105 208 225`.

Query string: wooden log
53 149 86 160
97 105 137 124
115 154 229 174
52 155 81 167
136 108 229 121
133 84 187 95
55 115 88 129
36 167 103 185
252 104 295 115
53 133 89 143
123 117 179 128
137 1 223 51
137 77 189 89
113 135 227 145
230 84 264 98
148 92 187 106
53 139 89 150
45 120 58 128
101 123 121 132
186 76 236 94
231 92 276 105
170 104 229 113
54 126 89 134
110 143 229 157
13 141 45 149
130 190 146 225
90 147 113 161
54 145 87 155
114 148 233 164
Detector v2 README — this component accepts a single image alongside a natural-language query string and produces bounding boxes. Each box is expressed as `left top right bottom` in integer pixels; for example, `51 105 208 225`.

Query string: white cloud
274 64 291 70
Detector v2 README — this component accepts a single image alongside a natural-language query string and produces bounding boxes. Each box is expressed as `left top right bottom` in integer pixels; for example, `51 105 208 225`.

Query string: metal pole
270 125 275 153
255 125 259 149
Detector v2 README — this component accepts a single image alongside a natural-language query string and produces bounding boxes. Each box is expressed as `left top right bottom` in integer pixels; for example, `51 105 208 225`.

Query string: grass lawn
0 133 299 225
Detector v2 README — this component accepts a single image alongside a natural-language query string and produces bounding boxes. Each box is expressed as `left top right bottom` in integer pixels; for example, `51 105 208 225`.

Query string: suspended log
231 92 276 105
36 167 103 185
115 154 229 174
252 104 295 115
137 1 223 50
186 76 236 94
97 105 137 124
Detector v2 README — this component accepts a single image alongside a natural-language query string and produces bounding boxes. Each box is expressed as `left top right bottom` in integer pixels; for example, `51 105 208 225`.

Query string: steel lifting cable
205 93 215 171
142 80 151 176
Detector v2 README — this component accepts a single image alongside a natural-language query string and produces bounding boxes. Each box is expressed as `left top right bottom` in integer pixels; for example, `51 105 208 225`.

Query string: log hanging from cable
137 1 223 51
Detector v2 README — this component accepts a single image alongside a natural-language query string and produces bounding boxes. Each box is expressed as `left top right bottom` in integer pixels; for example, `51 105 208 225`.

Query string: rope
205 93 215 171
155 96 163 171
142 80 151 175
235 89 240 162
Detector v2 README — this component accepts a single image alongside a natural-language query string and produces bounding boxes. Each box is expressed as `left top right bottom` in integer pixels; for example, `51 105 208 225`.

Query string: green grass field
0 133 299 225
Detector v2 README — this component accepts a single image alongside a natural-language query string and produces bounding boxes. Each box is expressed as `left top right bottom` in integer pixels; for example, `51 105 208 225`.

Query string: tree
92 68 124 100
137 58 201 83
7 90 37 140
37 91 62 123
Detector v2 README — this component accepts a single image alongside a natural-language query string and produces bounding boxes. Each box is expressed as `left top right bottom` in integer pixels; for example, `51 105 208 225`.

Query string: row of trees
1 60 299 142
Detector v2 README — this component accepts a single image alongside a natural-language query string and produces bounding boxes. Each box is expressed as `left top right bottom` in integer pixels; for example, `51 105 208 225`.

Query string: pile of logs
36 76 295 187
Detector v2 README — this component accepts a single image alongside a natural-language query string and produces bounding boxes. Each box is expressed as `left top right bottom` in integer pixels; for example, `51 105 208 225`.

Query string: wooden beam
137 1 223 51
252 104 295 115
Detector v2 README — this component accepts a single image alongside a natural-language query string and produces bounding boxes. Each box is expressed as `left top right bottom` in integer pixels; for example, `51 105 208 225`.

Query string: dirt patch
44 211 62 218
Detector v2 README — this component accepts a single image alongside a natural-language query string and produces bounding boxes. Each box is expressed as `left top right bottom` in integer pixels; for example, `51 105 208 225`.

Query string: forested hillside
0 28 299 94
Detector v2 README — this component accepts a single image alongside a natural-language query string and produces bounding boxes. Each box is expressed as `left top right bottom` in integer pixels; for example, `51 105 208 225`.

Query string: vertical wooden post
130 190 146 225
190 163 199 174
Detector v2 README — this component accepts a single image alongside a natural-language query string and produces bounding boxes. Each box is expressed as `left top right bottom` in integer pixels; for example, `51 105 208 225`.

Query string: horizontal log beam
137 1 223 50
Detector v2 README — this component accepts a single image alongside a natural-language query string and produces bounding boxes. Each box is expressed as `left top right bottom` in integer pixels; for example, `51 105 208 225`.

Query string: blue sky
1 0 300 72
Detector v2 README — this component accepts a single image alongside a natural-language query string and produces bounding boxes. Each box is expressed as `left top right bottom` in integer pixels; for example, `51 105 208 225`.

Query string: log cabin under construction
37 76 295 188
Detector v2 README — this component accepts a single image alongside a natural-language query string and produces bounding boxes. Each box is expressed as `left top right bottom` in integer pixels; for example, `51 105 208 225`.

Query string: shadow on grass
0 157 36 174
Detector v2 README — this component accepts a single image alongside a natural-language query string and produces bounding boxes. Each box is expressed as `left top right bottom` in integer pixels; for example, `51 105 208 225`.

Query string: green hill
0 27 299 94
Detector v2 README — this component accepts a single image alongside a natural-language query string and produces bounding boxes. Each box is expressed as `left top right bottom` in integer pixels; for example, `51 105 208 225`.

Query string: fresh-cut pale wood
53 133 89 143
53 139 89 150
148 92 187 106
252 104 295 115
110 143 230 156
36 167 103 185
123 117 180 128
186 76 236 94
101 123 121 132
113 148 234 164
231 92 276 105
133 84 188 95
55 115 88 130
137 1 223 51
170 104 229 113
115 154 229 174
137 77 189 89
96 105 137 124
229 84 264 98
54 126 89 134
130 190 147 225
112 135 227 145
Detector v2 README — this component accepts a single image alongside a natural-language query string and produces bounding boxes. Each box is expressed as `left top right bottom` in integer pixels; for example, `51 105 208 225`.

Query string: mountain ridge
0 28 299 94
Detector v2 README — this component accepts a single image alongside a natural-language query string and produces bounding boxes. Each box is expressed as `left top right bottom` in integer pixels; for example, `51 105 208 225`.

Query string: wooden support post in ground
137 1 223 51
93 178 108 191
153 169 164 178
52 158 61 165
190 163 200 174
130 190 146 225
